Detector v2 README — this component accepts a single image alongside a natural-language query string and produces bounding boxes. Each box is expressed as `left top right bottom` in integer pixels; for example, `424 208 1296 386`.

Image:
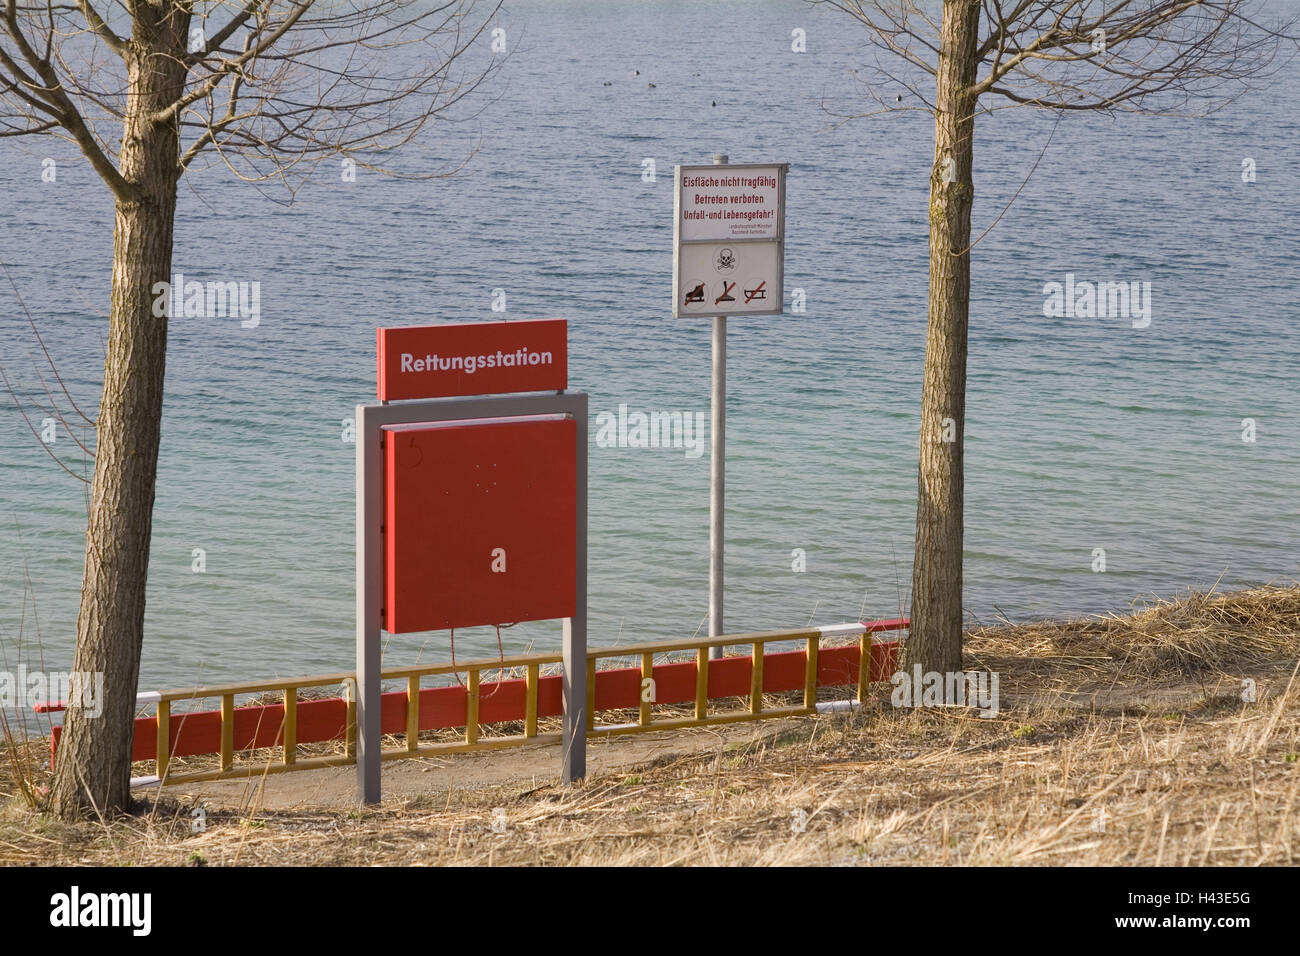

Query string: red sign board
382 414 577 633
377 319 567 401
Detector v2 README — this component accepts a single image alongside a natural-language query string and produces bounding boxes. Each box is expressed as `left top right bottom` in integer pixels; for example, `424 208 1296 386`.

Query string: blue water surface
1 0 1297 709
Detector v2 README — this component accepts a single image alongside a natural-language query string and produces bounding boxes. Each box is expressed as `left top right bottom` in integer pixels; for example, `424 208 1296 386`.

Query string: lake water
2 0 1298 718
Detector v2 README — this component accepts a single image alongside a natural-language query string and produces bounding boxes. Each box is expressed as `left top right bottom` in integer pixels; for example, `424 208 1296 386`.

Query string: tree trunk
908 0 980 682
51 11 188 819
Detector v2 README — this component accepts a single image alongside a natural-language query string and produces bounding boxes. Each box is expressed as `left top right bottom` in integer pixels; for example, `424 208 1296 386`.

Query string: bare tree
821 0 1295 680
1 0 499 818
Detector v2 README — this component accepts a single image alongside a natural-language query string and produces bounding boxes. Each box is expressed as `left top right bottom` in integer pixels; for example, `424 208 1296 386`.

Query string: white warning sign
673 162 786 317
679 167 782 241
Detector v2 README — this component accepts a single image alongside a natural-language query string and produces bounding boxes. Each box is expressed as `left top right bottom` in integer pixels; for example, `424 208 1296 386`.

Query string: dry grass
968 584 1300 678
2 584 1298 866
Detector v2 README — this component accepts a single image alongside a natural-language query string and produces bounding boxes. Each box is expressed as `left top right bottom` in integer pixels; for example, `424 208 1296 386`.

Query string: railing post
803 635 819 710
857 634 874 704
466 670 480 746
407 675 421 753
220 694 234 771
695 647 709 720
750 641 765 714
585 657 597 732
155 700 170 780
525 663 539 738
639 652 654 727
344 679 357 760
284 688 297 766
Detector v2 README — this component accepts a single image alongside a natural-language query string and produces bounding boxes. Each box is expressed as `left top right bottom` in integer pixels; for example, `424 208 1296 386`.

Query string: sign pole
709 152 727 661
355 402 383 805
562 394 588 784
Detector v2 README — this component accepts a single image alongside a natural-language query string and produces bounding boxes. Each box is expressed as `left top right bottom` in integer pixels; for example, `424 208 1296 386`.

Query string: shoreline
3 584 1298 865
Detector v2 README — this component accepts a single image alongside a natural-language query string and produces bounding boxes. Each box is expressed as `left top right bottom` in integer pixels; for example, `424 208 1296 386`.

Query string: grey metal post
562 393 588 783
355 403 383 804
709 152 728 661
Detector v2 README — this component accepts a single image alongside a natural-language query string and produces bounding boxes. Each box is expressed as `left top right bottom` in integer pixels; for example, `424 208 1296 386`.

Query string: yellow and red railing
39 618 906 787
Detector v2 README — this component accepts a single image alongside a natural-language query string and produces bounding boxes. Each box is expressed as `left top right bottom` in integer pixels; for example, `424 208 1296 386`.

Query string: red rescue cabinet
382 414 577 633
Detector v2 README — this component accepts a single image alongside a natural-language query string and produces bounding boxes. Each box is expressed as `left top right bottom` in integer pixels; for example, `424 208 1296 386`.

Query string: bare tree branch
1 0 501 198
74 0 125 57
821 0 1298 120
1 0 135 198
